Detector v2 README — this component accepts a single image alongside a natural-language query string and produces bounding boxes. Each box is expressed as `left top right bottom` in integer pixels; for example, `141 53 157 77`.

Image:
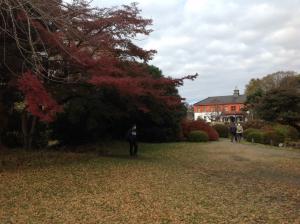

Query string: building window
203 106 206 112
231 106 236 111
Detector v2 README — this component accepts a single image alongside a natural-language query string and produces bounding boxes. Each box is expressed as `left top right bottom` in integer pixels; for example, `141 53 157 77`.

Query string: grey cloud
91 0 300 103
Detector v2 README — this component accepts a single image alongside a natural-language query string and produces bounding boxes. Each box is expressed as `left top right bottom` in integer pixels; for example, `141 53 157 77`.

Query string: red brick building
193 89 247 122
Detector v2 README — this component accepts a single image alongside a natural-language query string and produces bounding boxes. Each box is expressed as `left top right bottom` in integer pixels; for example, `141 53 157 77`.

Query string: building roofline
193 94 246 106
194 102 245 106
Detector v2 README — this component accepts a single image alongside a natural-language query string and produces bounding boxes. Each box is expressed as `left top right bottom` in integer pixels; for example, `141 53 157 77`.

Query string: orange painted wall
194 103 244 113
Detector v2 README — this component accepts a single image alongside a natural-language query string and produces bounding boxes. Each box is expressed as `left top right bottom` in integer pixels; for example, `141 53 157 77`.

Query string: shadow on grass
0 149 98 173
0 143 159 172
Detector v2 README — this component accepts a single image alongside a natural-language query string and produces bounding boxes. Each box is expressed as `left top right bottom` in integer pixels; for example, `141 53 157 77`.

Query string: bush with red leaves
181 120 219 141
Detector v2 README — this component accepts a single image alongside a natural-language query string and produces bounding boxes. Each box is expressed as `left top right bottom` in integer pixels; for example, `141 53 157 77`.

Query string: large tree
0 0 196 148
256 88 300 126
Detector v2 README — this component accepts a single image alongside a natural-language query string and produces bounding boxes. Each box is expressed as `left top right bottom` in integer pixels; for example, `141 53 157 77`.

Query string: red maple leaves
17 71 62 122
5 2 198 122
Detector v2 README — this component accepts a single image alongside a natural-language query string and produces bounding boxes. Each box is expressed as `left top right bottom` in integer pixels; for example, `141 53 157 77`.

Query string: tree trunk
28 116 37 150
21 111 37 150
21 111 28 149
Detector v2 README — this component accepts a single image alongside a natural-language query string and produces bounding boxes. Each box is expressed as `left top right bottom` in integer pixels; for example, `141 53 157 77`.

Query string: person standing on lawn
236 123 244 142
126 125 138 156
229 122 237 143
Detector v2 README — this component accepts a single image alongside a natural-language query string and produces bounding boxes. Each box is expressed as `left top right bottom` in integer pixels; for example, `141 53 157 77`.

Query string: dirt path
199 139 300 168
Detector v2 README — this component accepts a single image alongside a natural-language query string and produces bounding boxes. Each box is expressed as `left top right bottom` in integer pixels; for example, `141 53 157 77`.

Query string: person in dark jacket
126 125 138 156
229 122 237 143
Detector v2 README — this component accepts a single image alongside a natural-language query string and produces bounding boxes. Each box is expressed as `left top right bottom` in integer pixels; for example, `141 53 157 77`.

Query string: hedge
182 120 219 141
243 128 260 140
273 124 299 140
262 130 285 146
246 130 264 143
188 131 209 142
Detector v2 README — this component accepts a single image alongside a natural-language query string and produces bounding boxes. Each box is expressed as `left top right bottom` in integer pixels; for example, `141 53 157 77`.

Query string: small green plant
246 130 263 143
212 124 228 138
188 131 209 142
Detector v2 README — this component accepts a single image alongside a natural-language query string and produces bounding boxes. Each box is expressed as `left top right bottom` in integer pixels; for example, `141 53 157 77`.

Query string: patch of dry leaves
0 141 299 223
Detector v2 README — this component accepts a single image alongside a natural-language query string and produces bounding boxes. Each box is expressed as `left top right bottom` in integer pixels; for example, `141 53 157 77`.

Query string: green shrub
246 130 263 143
212 124 229 138
188 131 209 142
273 124 299 140
262 130 285 146
243 128 260 139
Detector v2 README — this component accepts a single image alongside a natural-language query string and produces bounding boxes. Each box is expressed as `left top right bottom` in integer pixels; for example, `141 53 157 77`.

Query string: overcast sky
90 0 300 103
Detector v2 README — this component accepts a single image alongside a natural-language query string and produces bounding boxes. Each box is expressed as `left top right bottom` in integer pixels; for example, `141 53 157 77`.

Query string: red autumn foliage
181 120 219 141
17 71 62 122
2 1 198 122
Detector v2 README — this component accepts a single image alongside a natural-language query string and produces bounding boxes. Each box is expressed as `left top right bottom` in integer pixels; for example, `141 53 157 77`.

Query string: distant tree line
245 71 300 130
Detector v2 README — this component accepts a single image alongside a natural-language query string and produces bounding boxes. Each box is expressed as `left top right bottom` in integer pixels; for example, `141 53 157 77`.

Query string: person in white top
236 123 243 142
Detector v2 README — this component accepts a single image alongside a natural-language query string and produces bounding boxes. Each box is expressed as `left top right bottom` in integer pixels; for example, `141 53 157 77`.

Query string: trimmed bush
273 124 299 140
243 128 260 139
188 131 209 142
262 130 285 146
246 130 263 143
212 124 229 138
182 120 219 141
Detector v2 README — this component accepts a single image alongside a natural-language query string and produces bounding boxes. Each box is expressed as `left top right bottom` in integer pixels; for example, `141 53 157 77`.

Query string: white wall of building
194 112 213 122
195 112 247 123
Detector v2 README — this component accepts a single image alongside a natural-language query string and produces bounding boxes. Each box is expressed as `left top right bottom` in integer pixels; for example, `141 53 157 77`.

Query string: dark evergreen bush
51 85 186 145
2 131 23 148
188 131 209 142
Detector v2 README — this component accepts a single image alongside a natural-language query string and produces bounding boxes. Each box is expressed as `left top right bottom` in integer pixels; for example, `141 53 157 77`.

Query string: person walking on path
229 122 237 143
126 125 138 156
236 123 243 142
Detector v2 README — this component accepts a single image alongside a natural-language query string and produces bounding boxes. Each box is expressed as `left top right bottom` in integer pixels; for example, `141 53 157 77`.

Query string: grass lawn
0 140 300 223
